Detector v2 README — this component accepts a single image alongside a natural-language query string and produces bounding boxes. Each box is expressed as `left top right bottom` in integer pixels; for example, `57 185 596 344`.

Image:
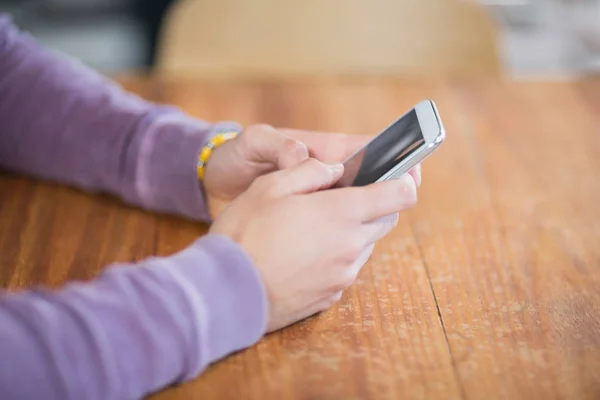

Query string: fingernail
295 142 309 158
328 163 344 173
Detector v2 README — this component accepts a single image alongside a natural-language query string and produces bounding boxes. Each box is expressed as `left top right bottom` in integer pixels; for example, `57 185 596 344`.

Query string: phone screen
336 109 425 187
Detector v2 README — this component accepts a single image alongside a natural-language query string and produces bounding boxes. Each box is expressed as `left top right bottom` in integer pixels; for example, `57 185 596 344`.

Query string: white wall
479 0 600 78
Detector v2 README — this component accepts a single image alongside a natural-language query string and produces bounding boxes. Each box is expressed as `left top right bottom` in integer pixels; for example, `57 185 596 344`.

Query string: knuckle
380 176 417 213
331 291 344 303
323 291 344 309
388 212 400 227
404 187 418 207
397 174 418 206
333 290 343 301
337 272 357 291
373 213 399 231
344 252 360 265
342 239 365 264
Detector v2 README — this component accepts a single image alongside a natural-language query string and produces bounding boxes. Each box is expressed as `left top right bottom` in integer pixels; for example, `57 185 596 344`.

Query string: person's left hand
203 124 421 219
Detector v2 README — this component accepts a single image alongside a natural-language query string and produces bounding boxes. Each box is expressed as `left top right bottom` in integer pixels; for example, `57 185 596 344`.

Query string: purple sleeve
0 15 269 399
0 15 241 222
0 235 268 399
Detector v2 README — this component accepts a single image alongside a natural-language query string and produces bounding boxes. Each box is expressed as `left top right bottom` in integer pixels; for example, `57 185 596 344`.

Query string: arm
0 235 268 400
0 15 237 222
0 16 269 398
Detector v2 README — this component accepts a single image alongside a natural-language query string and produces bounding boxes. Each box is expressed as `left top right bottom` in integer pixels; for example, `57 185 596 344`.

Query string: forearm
0 16 238 221
0 234 267 400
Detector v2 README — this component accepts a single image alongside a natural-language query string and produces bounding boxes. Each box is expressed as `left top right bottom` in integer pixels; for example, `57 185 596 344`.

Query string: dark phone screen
336 110 425 187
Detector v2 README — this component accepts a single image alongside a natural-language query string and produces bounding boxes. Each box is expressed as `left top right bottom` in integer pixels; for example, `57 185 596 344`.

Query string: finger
334 243 375 293
356 174 417 222
278 129 372 162
370 213 399 227
323 173 417 222
358 216 398 245
348 243 375 277
275 158 345 195
240 124 309 169
408 164 422 188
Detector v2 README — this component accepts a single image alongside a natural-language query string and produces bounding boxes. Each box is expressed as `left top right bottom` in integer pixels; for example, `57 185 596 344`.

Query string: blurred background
1 0 599 79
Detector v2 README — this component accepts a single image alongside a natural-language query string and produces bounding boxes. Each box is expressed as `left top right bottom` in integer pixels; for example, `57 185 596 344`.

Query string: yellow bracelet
197 131 238 180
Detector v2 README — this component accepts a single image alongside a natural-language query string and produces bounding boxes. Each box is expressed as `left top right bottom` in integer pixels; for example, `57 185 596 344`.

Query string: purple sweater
0 16 268 399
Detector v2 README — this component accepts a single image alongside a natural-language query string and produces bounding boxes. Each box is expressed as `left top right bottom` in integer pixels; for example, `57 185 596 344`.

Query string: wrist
130 113 241 222
196 130 239 181
197 124 241 222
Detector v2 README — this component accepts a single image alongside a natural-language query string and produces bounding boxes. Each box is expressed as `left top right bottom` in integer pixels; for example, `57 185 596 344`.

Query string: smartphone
335 100 445 188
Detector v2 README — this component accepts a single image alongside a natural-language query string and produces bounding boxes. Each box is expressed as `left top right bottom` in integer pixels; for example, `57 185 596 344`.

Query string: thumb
240 124 309 169
276 158 344 195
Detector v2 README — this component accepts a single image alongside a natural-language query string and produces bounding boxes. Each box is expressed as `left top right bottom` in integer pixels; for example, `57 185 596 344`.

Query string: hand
203 124 309 220
210 158 418 332
280 128 422 227
203 125 421 220
279 128 422 187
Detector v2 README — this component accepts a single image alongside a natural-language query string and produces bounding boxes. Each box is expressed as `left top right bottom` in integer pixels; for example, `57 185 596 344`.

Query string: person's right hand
210 158 418 332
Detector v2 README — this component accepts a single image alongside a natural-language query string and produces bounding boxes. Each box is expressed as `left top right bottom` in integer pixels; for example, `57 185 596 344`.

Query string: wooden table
1 77 600 400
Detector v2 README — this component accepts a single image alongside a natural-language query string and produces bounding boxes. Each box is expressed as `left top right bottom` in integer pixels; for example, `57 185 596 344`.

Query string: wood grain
1 77 600 399
408 79 600 399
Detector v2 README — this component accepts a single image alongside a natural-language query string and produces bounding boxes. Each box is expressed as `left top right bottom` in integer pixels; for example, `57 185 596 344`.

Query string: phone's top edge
427 99 446 141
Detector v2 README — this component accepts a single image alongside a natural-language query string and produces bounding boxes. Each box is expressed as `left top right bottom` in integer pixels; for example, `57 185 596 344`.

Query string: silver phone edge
375 138 441 183
377 99 445 183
